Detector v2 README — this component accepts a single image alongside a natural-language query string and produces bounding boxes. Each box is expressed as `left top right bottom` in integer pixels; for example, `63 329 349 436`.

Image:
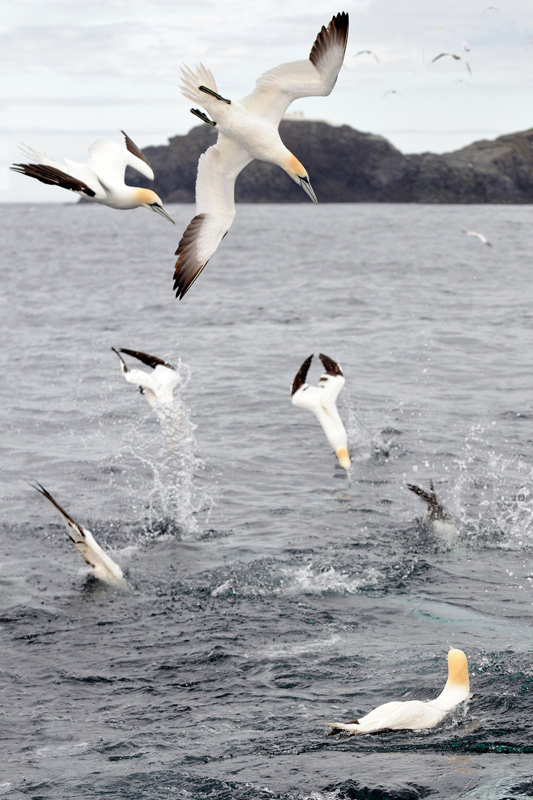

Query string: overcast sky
2 0 532 202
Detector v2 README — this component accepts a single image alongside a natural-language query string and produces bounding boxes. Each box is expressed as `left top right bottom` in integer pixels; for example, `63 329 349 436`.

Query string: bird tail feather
179 63 218 103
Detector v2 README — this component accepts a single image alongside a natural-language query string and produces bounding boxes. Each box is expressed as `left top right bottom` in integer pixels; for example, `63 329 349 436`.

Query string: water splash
114 359 215 538
346 404 392 461
453 425 533 549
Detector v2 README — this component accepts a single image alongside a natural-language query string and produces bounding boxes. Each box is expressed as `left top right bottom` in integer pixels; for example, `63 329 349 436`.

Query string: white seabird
291 353 351 471
173 12 349 298
325 648 470 734
464 230 492 246
431 52 472 75
11 131 174 223
112 347 181 409
33 482 125 586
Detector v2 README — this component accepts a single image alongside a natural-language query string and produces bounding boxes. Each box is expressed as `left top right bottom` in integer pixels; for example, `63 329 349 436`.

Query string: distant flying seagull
11 131 174 223
382 89 402 98
112 347 181 409
325 648 470 734
173 12 349 299
354 49 380 62
464 230 492 246
33 482 125 586
431 53 472 75
291 353 351 471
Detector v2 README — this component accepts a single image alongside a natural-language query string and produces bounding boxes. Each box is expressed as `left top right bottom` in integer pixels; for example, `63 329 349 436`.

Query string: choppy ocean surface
1 202 532 800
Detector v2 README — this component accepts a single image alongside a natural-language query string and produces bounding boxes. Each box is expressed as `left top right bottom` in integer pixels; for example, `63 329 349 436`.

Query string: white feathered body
122 363 181 408
326 649 470 734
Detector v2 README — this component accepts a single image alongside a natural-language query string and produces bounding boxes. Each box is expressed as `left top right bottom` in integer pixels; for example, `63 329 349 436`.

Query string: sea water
0 202 532 799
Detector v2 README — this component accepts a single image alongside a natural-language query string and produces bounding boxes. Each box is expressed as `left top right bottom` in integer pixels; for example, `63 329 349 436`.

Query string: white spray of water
116 359 215 538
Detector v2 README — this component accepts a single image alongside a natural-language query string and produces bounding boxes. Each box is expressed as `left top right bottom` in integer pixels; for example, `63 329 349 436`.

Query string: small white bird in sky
33 482 125 586
431 52 472 75
112 347 181 409
11 131 174 224
291 353 351 471
464 230 492 246
325 648 470 734
173 12 349 299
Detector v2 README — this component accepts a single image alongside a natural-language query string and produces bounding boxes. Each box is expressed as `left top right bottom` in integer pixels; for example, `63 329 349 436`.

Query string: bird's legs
190 108 216 126
199 85 231 104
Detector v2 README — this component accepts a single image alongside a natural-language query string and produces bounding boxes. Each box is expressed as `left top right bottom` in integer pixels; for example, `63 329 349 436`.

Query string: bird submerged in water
325 648 470 734
112 347 181 409
407 480 457 538
11 131 174 223
291 353 351 471
173 12 349 298
33 482 125 586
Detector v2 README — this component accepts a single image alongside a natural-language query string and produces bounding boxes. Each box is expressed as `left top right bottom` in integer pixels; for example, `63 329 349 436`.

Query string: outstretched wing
33 482 125 584
291 354 314 396
10 161 97 197
241 13 349 124
83 133 154 187
318 354 345 406
119 348 175 370
173 133 252 299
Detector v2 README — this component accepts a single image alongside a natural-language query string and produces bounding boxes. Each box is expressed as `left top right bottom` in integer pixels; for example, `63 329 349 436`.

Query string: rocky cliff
128 120 533 204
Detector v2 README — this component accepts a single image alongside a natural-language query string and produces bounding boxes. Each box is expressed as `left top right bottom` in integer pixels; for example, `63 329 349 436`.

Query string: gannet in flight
173 12 349 298
112 347 181 408
11 131 174 223
407 480 457 538
33 482 125 586
291 353 351 471
326 648 469 734
431 52 472 75
464 230 492 246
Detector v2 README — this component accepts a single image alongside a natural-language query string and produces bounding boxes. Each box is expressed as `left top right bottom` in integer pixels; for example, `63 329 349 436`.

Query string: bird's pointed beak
299 176 318 204
336 448 351 470
151 203 175 224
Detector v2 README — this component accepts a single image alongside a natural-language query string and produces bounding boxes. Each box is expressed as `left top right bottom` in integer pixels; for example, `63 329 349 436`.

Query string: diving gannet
173 12 349 298
326 648 469 734
11 131 174 223
33 482 125 586
112 347 181 409
407 480 457 538
291 353 351 471
431 52 472 75
464 230 492 246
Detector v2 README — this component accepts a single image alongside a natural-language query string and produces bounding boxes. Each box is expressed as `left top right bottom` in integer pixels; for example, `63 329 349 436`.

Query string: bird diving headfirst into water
291 353 351 471
173 12 349 299
112 348 181 410
325 648 470 734
11 131 174 224
32 482 125 586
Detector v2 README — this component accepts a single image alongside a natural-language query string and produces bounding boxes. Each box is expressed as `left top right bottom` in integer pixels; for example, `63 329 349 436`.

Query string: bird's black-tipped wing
119 348 175 370
32 482 86 543
10 163 96 196
319 353 343 377
291 355 314 396
121 130 152 169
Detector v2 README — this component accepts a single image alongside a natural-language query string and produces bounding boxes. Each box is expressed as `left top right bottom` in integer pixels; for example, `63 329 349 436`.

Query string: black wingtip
118 348 175 371
319 353 343 377
291 355 314 396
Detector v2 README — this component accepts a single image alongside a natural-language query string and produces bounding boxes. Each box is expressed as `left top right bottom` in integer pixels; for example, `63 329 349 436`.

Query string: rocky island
127 120 533 204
